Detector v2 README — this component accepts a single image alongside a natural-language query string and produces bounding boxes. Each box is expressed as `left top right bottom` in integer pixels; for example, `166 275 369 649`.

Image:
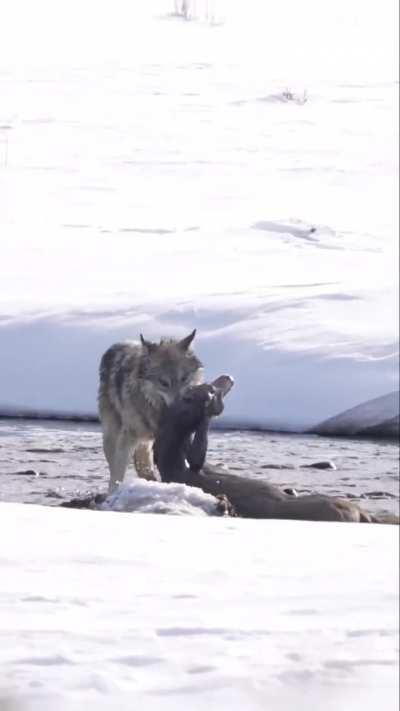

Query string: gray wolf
98 330 203 490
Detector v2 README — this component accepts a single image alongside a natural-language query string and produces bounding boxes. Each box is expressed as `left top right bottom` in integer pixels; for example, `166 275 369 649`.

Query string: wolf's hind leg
133 441 160 481
100 408 122 490
103 431 116 474
101 413 132 491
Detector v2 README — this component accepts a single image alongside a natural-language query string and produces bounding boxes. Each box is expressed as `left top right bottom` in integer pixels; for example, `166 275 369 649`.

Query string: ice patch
100 479 223 516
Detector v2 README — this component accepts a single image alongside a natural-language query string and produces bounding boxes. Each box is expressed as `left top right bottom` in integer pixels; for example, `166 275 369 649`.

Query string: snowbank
311 391 400 438
0 0 398 431
0 502 398 710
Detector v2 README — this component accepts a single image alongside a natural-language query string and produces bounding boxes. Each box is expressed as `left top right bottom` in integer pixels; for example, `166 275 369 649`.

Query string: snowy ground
0 0 398 430
0 502 398 710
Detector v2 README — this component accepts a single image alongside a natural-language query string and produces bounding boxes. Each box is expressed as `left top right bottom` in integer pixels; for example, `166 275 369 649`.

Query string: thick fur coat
98 330 203 490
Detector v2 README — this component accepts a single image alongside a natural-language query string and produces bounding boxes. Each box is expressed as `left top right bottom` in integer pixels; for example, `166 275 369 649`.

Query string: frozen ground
0 0 398 431
0 502 398 711
0 419 398 516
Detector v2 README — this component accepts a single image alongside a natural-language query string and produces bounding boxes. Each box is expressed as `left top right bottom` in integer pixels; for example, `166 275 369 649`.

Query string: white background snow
0 0 398 429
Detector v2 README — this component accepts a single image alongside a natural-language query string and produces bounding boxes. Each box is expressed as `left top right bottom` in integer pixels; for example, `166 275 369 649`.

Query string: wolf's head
139 329 204 405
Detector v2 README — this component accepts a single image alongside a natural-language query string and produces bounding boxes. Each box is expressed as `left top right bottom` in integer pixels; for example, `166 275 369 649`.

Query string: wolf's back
99 341 140 384
98 341 141 410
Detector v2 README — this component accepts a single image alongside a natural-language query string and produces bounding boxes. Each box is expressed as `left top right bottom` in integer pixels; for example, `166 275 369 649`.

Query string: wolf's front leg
133 441 160 481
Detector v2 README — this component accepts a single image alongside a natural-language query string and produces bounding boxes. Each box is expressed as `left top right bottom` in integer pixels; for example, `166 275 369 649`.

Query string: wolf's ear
178 329 196 351
140 334 157 352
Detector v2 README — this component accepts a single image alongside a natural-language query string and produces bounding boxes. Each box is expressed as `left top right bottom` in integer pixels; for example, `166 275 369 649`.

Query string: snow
0 501 398 710
0 0 398 430
312 391 400 436
101 479 223 515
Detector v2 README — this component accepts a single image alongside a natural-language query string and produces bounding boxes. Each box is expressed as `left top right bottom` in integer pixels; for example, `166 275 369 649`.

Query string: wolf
98 329 203 491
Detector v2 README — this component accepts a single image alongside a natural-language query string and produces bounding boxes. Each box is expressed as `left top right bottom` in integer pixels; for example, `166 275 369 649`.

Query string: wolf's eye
180 374 188 384
158 377 170 388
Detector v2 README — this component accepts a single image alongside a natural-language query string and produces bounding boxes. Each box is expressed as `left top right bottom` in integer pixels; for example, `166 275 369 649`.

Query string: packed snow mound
310 391 400 437
100 479 223 516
